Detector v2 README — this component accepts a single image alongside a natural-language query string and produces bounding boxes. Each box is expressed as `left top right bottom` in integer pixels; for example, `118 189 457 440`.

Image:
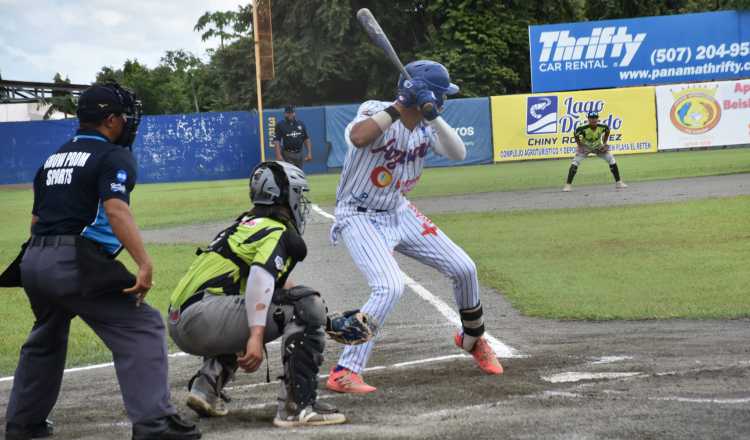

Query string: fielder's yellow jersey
170 214 306 310
575 123 609 150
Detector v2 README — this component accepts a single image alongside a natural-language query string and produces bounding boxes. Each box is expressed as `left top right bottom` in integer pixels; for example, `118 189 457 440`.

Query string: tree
44 73 77 119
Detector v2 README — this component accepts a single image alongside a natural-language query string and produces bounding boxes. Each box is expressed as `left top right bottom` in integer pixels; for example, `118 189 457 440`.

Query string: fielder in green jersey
563 112 627 192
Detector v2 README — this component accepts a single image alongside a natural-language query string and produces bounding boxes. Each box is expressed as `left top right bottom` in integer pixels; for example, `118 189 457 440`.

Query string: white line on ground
0 340 284 384
542 372 644 383
650 396 750 404
311 204 522 359
0 351 190 384
590 356 633 365
225 353 470 392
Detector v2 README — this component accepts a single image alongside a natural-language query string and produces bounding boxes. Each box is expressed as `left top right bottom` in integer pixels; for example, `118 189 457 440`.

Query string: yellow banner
491 87 658 162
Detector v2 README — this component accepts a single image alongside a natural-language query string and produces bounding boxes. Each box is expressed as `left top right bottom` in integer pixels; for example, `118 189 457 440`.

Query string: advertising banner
529 10 750 92
325 98 494 168
656 79 750 149
0 112 261 185
492 87 657 162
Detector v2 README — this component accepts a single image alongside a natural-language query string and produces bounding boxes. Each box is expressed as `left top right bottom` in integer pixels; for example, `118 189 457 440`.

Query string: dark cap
587 111 599 119
77 84 126 122
284 105 295 113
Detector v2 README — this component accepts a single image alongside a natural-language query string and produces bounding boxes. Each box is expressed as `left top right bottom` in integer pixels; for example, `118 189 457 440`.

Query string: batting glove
416 89 439 121
396 79 426 108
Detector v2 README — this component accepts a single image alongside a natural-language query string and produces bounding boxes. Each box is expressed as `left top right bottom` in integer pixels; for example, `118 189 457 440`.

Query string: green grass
2 149 749 233
433 196 750 320
0 244 197 375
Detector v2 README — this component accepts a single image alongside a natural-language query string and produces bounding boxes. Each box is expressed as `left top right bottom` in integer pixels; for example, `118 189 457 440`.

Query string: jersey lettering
336 100 435 210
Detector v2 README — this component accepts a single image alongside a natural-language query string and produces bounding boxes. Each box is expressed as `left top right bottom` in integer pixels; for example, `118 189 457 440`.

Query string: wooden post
253 0 266 161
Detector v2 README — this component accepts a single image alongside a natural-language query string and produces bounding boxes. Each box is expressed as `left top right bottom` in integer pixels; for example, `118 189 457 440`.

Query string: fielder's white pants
571 150 616 167
331 201 480 373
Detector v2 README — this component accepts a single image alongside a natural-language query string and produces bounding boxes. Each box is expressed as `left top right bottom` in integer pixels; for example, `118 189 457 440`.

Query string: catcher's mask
76 82 142 149
249 161 310 234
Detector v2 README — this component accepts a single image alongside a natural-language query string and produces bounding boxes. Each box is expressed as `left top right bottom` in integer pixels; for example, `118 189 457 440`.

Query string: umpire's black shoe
132 414 201 440
5 420 53 439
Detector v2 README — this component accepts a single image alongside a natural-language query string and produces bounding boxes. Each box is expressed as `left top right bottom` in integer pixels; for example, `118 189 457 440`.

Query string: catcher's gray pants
7 243 176 426
281 149 304 170
571 150 616 167
167 293 312 398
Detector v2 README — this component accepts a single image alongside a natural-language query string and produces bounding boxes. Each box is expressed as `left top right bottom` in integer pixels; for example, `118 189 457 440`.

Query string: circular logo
370 166 393 188
116 170 128 183
670 92 721 135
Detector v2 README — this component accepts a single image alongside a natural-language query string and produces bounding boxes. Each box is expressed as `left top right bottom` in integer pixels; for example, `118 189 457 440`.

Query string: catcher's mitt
325 310 376 345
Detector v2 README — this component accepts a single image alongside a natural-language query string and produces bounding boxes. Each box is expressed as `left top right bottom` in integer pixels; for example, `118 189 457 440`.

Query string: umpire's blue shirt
31 129 137 256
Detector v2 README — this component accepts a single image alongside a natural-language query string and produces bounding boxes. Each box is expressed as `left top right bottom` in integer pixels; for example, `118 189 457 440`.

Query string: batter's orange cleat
454 331 504 375
325 367 377 394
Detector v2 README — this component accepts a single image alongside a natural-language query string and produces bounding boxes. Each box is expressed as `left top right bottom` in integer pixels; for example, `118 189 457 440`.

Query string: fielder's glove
325 310 376 345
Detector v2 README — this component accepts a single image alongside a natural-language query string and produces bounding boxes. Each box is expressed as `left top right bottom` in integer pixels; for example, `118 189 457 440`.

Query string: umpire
273 105 312 169
4 83 200 440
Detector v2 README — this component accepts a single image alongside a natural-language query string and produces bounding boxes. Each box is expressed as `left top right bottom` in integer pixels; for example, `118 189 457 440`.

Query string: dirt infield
2 174 749 439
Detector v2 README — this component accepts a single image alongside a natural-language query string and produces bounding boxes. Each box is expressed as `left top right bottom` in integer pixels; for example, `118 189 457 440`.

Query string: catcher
167 161 374 428
563 111 627 192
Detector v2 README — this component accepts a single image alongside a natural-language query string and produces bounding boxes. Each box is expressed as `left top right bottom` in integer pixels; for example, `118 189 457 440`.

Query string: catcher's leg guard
458 302 485 351
278 287 327 413
281 323 326 412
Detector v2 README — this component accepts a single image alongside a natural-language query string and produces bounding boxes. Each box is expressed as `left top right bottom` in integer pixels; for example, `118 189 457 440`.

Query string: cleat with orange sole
455 331 504 375
326 367 377 394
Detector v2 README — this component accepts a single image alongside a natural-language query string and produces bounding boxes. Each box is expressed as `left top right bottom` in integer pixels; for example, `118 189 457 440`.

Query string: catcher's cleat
273 405 346 428
186 374 229 417
325 367 376 394
615 181 628 189
454 331 503 375
562 184 572 192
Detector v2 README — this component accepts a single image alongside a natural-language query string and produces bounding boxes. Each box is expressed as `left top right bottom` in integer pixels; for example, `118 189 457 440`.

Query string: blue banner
529 10 750 92
324 98 493 168
0 119 78 184
262 106 328 174
0 112 261 184
134 112 260 183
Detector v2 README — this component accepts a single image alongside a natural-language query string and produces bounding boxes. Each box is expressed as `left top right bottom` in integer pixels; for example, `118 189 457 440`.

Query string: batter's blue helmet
398 60 459 110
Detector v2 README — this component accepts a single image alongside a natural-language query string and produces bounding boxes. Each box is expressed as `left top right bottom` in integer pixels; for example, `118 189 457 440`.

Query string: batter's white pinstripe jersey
335 100 436 211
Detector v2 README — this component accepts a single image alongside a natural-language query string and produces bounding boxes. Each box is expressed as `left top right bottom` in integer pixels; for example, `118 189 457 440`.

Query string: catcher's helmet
397 60 460 110
249 161 310 234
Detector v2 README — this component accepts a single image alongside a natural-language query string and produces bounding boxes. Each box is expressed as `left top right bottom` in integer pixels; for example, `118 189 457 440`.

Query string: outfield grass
1 149 748 233
433 196 750 320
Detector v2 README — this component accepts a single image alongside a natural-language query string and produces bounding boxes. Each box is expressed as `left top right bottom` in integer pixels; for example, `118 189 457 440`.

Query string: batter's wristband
372 109 397 132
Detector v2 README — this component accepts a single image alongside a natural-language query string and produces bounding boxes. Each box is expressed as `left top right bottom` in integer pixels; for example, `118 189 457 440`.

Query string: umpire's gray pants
6 244 175 426
281 150 304 170
168 293 300 389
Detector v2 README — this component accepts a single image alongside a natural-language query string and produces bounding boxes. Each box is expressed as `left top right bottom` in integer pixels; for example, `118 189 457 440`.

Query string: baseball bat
356 8 434 114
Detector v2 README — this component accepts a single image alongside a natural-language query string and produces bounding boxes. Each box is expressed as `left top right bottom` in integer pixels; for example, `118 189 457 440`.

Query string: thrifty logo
538 27 646 67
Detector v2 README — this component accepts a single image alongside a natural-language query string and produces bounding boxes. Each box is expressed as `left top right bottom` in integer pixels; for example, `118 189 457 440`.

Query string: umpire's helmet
250 161 310 234
397 60 460 110
77 82 142 149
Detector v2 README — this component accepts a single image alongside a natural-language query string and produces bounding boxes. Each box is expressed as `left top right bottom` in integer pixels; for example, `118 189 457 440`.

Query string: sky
0 0 244 84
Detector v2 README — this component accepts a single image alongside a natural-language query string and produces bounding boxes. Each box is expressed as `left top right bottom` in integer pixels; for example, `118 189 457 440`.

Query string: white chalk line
311 204 522 359
542 372 644 384
225 353 468 392
0 351 190 384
